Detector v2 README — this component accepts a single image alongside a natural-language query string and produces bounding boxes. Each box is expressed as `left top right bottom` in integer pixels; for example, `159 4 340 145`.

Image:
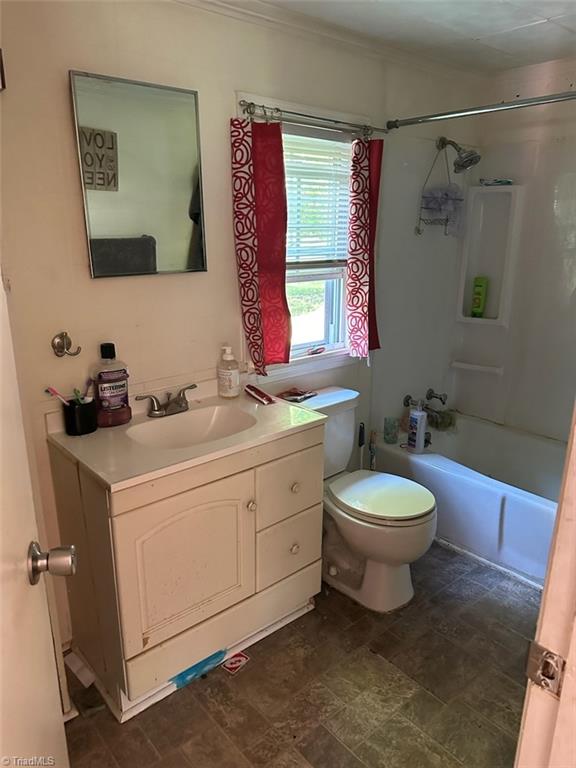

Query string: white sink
127 404 257 450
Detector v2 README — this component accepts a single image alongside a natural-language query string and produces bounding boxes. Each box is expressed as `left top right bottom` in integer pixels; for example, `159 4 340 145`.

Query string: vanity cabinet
49 421 325 721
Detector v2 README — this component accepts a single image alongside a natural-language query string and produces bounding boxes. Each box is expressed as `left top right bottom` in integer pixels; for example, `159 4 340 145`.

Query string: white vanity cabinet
49 416 325 721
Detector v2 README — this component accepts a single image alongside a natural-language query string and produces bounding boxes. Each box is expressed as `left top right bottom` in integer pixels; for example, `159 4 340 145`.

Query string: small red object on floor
221 651 250 675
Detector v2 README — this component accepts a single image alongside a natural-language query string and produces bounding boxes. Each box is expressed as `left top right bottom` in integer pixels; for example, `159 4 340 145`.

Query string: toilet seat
326 470 436 527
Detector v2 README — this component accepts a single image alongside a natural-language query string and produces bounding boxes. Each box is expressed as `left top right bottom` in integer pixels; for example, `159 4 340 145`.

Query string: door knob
28 541 77 585
291 482 301 494
247 500 257 513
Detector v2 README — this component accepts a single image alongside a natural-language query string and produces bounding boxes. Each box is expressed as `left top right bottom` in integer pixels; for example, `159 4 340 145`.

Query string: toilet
304 386 437 613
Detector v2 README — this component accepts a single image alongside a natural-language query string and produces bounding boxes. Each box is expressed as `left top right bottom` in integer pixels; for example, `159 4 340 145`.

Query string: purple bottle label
96 369 129 411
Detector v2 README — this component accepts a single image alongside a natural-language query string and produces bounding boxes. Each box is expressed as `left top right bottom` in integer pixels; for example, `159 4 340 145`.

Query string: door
112 471 256 658
0 286 69 764
515 403 576 768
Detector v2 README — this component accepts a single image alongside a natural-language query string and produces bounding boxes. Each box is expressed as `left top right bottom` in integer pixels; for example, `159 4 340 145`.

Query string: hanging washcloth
420 183 463 237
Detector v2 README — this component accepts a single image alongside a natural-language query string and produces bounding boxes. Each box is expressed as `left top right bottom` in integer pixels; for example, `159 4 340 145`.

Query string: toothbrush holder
63 397 98 436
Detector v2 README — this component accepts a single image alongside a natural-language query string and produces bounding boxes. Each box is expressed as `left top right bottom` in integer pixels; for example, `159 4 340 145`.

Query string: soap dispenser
217 345 241 398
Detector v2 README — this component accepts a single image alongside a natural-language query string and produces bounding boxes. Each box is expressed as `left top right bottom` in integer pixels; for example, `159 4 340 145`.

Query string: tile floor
66 543 541 768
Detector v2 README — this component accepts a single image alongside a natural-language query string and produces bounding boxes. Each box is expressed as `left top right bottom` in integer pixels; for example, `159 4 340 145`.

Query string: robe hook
51 331 81 358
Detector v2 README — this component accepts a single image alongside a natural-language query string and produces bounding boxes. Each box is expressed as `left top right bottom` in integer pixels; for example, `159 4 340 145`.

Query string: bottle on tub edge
217 345 241 398
407 401 427 454
91 342 132 427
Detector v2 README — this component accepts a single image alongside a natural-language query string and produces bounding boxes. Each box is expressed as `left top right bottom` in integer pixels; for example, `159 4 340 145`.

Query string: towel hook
51 331 81 358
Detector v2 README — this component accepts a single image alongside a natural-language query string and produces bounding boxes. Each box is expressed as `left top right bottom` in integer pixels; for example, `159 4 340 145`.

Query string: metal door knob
290 482 301 494
28 541 77 585
247 501 257 513
290 543 300 555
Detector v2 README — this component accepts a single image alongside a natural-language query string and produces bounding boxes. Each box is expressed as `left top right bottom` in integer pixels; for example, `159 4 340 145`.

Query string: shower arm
437 136 461 153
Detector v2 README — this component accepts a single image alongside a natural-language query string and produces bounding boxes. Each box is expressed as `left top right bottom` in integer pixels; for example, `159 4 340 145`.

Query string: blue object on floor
169 649 227 688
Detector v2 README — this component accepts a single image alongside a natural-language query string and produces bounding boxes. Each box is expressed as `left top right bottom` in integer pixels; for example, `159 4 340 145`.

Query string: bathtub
376 414 566 583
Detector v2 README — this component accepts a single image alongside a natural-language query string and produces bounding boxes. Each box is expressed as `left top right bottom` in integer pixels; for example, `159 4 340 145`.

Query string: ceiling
266 0 576 73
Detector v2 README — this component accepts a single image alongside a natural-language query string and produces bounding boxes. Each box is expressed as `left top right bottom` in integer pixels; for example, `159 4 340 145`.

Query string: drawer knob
247 500 257 512
290 543 300 555
290 482 301 494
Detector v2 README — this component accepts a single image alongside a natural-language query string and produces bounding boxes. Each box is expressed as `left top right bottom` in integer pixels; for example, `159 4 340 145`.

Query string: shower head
436 136 481 173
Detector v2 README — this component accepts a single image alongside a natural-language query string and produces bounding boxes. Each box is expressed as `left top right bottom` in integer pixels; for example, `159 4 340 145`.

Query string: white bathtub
376 414 566 583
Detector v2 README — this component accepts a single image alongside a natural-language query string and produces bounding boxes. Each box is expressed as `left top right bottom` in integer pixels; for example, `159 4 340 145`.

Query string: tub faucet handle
403 394 418 408
426 388 447 406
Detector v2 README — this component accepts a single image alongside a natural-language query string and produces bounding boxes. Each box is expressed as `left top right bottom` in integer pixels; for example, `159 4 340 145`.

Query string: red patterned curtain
346 139 383 357
230 119 291 375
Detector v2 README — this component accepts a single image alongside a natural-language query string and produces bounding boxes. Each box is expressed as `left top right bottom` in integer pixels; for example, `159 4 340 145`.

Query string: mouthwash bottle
92 343 132 427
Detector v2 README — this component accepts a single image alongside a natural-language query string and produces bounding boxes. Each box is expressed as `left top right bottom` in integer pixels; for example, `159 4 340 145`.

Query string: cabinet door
112 471 256 659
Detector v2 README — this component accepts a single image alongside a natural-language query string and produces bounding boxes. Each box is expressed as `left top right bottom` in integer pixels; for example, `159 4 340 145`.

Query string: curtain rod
241 90 576 137
386 89 576 130
239 100 382 136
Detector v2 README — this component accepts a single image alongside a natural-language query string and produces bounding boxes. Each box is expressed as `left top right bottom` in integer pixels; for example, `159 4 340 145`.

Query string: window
283 129 351 358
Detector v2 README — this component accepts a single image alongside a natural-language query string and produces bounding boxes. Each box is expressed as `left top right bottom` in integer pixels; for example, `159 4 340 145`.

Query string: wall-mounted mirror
70 72 206 277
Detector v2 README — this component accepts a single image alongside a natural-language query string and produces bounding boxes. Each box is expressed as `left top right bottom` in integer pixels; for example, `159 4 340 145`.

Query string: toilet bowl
324 470 436 612
303 387 437 613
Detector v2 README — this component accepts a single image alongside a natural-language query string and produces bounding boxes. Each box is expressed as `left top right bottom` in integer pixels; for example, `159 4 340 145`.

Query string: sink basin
127 404 257 450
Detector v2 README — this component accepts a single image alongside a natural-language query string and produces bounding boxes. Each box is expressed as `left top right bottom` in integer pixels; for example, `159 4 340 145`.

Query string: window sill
257 349 360 383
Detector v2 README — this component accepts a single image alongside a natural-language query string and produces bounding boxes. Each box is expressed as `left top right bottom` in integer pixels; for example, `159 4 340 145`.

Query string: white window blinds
283 132 352 266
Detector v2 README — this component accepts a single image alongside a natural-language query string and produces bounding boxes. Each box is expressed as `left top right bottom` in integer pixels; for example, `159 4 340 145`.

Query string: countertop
48 393 325 491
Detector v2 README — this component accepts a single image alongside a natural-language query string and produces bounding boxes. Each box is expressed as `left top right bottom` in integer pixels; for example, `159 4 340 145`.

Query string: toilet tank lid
301 387 359 415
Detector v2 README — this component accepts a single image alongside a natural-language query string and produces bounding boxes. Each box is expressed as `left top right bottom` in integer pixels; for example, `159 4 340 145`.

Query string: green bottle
471 276 489 318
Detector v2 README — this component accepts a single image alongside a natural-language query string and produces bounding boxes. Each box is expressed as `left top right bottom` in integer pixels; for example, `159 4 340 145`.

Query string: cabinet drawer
256 504 322 591
256 445 324 530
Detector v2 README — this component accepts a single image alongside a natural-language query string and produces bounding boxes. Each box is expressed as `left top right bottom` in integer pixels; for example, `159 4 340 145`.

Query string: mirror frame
69 70 207 278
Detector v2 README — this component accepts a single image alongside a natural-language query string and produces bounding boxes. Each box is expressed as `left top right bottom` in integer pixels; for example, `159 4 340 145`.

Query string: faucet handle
135 394 164 417
176 383 197 402
426 388 448 405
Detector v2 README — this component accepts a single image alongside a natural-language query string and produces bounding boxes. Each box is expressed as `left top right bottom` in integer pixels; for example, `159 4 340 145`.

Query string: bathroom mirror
70 72 206 277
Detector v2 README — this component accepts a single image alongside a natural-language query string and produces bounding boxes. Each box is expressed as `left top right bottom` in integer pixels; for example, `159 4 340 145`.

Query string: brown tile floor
66 543 540 768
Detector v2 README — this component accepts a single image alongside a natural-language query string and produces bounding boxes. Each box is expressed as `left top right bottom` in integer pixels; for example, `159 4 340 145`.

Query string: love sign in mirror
70 72 206 277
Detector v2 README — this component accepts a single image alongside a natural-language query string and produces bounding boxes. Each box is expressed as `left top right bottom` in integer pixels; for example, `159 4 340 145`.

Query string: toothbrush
81 378 91 400
45 386 69 406
73 388 83 405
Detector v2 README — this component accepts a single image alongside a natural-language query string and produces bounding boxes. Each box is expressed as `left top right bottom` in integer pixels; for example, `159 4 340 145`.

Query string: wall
453 58 576 442
1 1 480 641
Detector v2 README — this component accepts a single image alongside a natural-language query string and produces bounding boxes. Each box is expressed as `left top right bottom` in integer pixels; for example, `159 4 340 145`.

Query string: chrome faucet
136 384 197 418
426 388 448 406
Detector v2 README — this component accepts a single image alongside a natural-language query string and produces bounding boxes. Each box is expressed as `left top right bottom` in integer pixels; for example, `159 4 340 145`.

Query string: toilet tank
302 387 360 478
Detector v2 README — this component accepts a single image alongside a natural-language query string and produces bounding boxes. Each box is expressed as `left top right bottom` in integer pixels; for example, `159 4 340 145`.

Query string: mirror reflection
70 72 206 277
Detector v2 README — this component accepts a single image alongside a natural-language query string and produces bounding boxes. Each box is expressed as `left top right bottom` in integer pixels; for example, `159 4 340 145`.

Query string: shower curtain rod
240 90 576 136
386 90 576 130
